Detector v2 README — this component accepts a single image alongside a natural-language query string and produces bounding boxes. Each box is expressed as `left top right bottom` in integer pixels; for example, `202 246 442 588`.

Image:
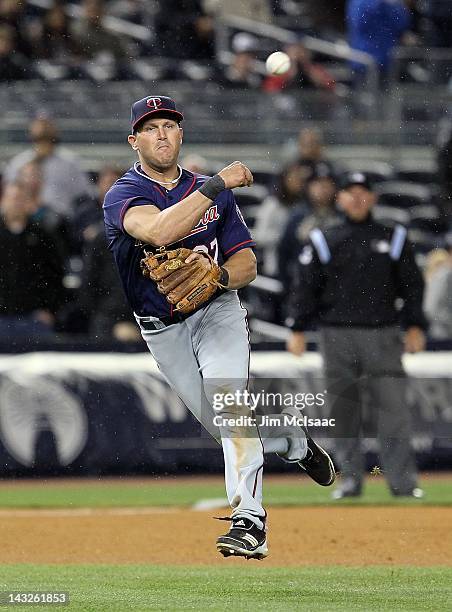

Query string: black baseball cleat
216 517 268 560
298 436 336 486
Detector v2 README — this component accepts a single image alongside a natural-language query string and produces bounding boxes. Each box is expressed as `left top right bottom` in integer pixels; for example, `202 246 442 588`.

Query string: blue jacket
347 0 411 72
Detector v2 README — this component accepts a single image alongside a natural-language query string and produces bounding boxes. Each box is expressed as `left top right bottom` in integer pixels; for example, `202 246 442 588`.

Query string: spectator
423 245 452 339
0 0 32 58
403 0 423 39
35 3 75 60
155 0 214 60
263 43 336 92
276 161 318 288
219 34 261 89
0 22 28 80
254 163 309 276
78 223 139 342
76 196 140 342
71 164 123 250
293 165 339 244
3 116 92 218
286 171 427 499
423 0 452 48
423 247 449 282
276 164 339 304
346 0 412 84
284 127 335 174
297 128 335 170
301 0 346 33
70 0 128 65
220 51 262 89
17 159 73 261
59 163 135 340
437 124 452 225
0 182 65 337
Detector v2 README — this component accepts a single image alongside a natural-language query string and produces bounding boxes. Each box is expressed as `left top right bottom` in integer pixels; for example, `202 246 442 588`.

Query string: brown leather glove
140 248 222 314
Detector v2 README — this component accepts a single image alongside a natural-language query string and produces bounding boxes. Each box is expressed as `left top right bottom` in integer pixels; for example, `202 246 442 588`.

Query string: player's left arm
221 248 257 289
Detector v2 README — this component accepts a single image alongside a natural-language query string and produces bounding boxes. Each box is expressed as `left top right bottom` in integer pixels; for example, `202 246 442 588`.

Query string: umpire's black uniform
288 197 427 496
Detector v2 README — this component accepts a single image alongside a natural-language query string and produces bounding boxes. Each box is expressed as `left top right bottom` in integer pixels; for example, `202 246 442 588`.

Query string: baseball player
103 95 335 559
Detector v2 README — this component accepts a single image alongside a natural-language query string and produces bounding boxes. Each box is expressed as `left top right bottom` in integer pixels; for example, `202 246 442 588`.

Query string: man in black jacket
0 182 65 337
286 172 426 498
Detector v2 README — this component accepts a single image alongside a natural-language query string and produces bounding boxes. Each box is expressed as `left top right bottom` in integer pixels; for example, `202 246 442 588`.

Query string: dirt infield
0 506 449 567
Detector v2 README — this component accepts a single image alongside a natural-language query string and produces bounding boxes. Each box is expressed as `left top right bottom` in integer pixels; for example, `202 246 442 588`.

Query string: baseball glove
140 247 223 314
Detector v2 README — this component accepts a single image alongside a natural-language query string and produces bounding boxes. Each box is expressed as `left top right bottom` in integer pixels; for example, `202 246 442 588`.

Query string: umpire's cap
131 96 184 131
340 171 373 191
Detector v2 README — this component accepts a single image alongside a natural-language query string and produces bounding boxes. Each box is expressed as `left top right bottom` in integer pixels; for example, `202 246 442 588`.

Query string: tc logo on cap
131 95 184 130
146 97 163 109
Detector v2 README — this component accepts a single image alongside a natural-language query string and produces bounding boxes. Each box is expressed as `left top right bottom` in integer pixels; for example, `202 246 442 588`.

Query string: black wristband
219 266 230 289
199 174 226 201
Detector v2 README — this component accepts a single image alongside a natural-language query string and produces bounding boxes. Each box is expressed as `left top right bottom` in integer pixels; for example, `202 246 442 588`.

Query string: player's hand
184 250 212 271
404 326 426 353
286 331 306 356
218 161 253 189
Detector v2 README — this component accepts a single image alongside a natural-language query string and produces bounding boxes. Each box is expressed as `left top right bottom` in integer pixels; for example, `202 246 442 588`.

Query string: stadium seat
234 184 269 209
409 204 447 235
375 182 434 209
372 205 410 227
395 168 438 186
408 229 444 254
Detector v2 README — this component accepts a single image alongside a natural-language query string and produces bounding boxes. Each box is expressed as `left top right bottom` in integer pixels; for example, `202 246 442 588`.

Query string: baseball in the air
265 51 291 76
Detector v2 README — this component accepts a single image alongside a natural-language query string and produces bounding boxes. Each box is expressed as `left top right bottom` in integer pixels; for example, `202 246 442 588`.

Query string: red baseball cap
131 96 184 131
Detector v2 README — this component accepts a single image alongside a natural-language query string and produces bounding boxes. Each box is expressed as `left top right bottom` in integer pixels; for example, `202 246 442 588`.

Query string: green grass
0 477 450 509
0 481 450 610
0 565 450 611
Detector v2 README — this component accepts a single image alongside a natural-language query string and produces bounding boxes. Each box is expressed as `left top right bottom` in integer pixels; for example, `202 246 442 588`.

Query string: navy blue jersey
103 163 255 317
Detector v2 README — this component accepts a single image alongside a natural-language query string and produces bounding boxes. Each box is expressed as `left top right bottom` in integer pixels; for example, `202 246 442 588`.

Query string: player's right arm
123 162 253 246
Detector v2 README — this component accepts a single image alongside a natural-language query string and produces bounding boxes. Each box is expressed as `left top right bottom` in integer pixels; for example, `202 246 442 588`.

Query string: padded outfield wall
0 351 450 477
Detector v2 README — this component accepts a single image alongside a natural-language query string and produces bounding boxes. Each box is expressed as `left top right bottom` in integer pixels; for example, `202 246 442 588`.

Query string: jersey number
194 238 219 263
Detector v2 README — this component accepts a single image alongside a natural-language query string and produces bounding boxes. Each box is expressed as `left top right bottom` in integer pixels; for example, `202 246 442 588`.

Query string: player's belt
134 290 226 331
135 312 188 330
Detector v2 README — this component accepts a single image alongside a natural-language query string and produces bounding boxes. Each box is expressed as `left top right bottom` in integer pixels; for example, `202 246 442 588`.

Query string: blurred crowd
1 114 452 343
0 0 450 86
249 125 452 342
0 0 451 344
0 115 139 342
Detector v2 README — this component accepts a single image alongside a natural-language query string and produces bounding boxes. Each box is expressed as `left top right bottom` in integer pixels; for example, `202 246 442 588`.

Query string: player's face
130 117 182 172
337 185 376 221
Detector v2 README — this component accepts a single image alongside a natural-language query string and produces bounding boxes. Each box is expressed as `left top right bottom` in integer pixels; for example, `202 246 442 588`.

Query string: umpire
286 172 427 498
